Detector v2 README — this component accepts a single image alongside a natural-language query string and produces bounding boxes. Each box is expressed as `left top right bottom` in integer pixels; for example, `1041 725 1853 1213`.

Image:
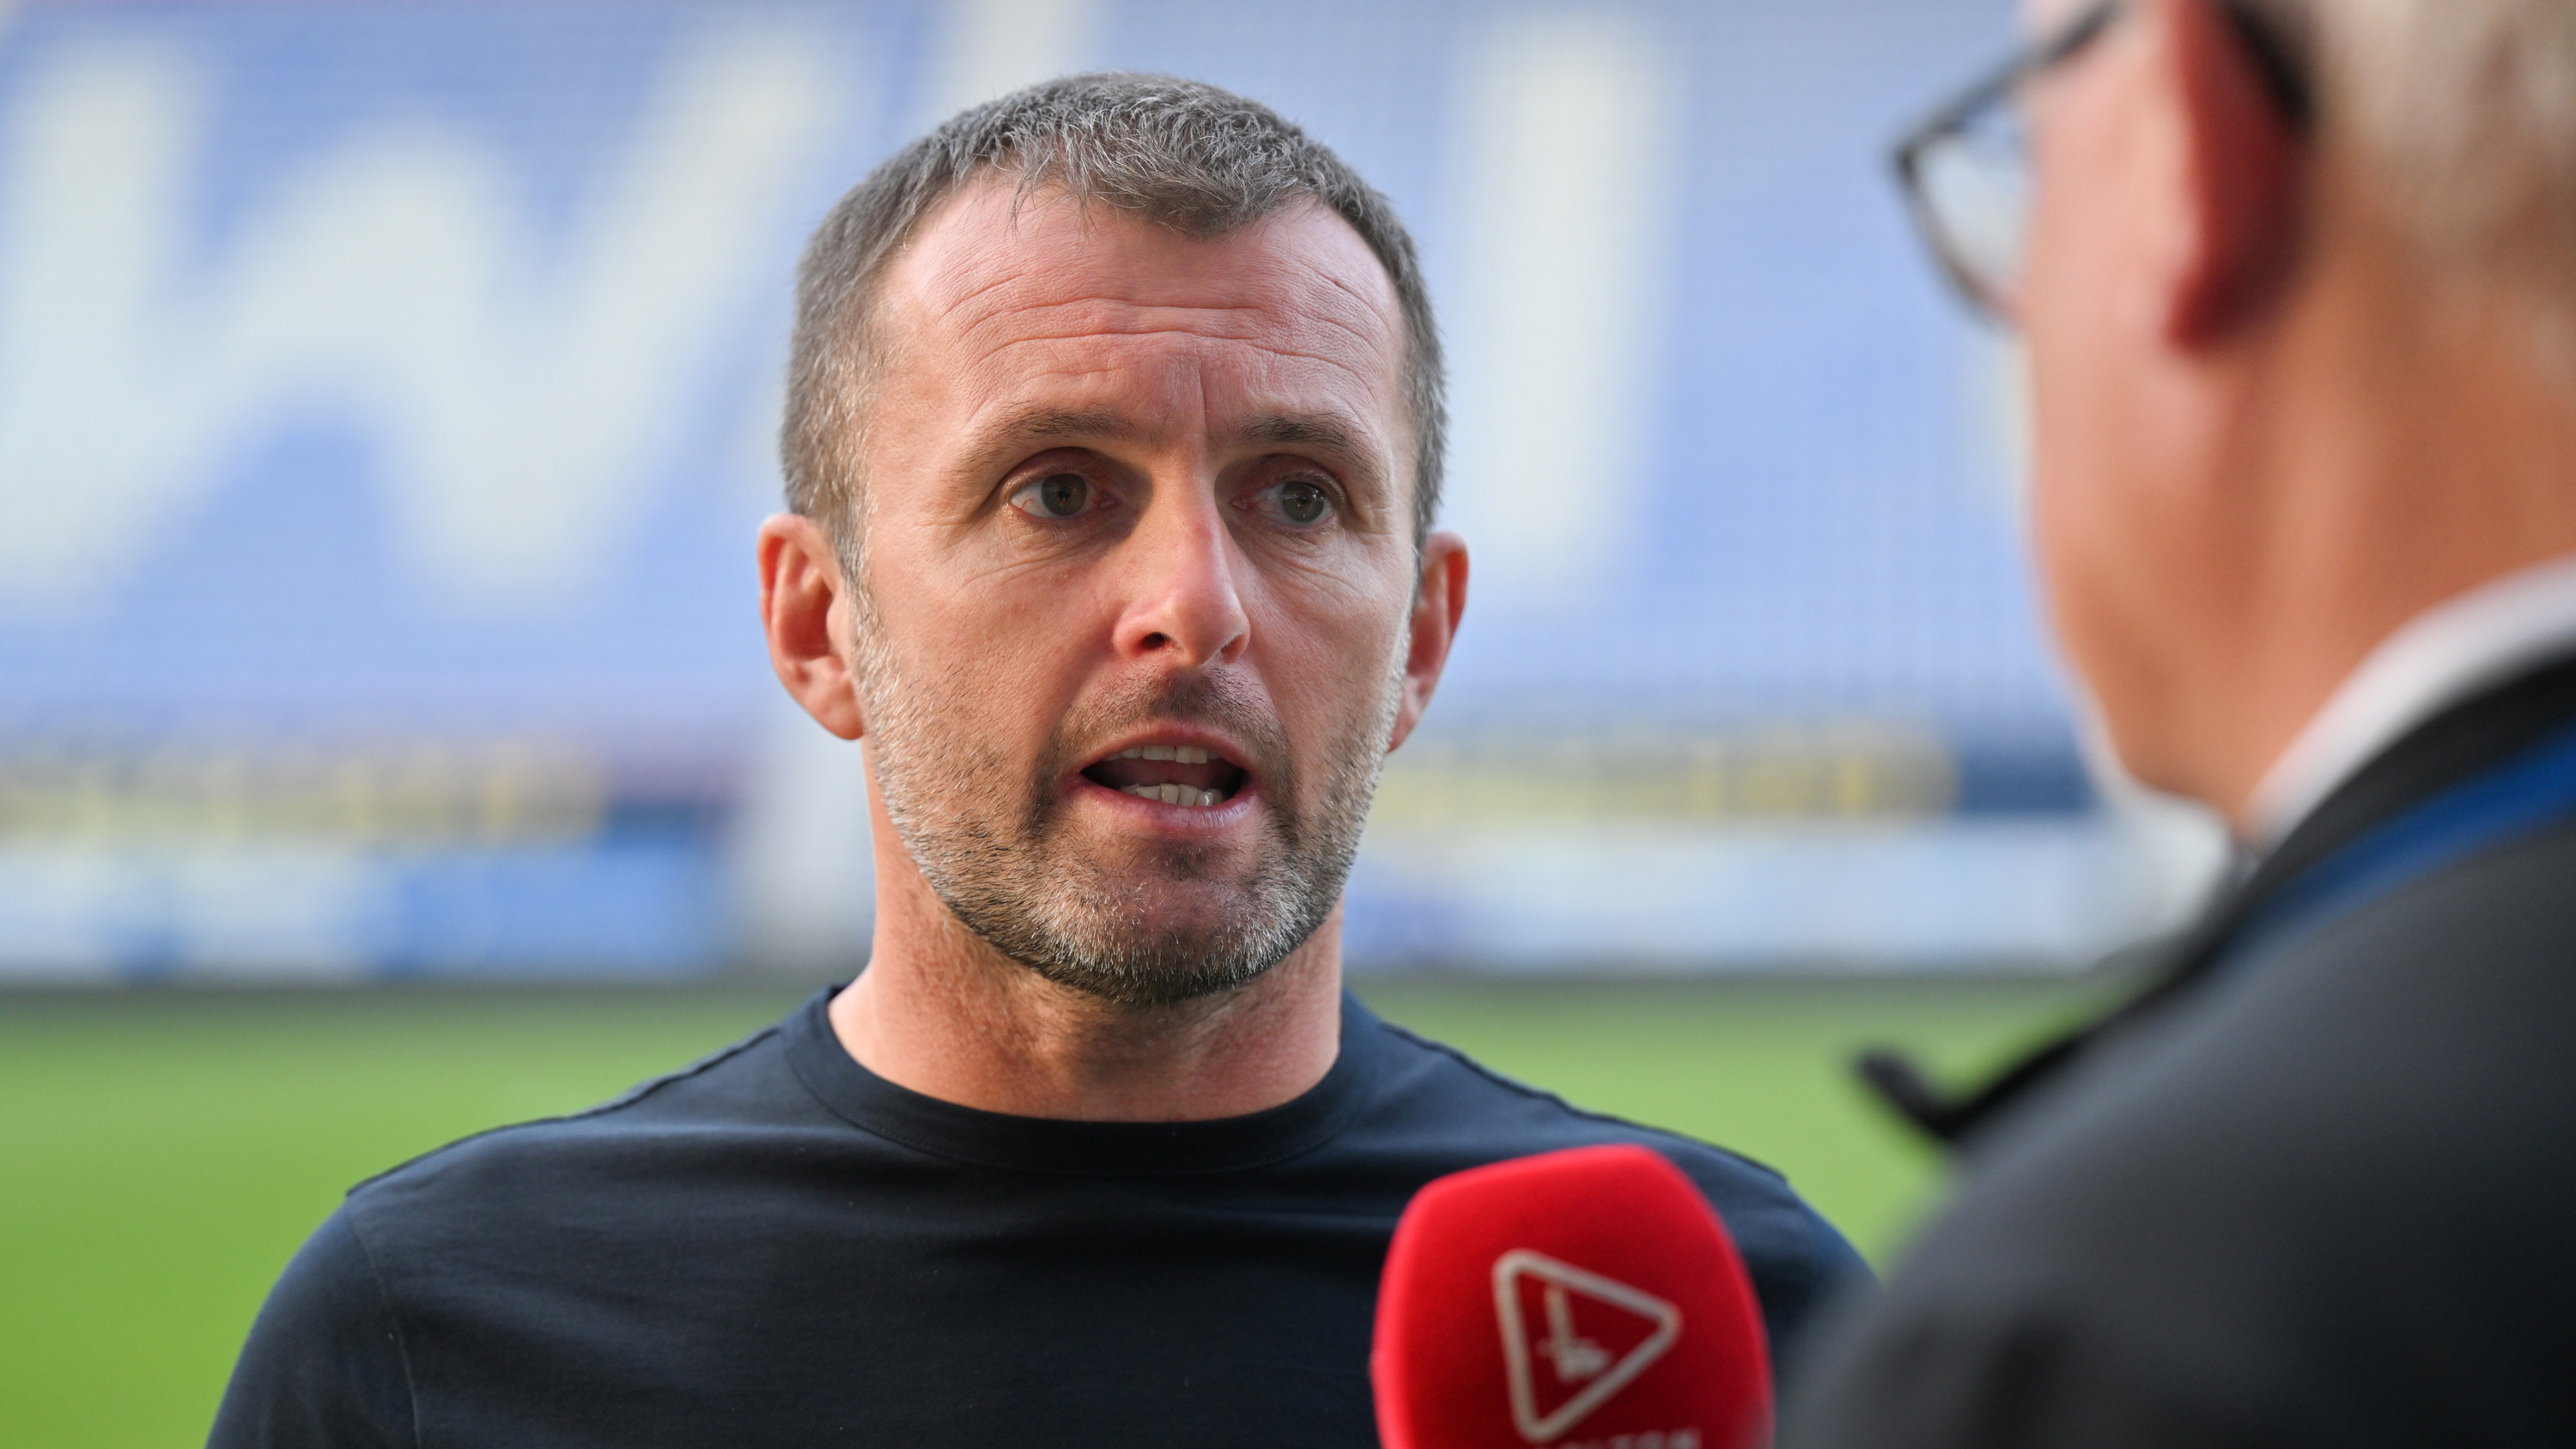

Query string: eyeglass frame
1891 0 2313 324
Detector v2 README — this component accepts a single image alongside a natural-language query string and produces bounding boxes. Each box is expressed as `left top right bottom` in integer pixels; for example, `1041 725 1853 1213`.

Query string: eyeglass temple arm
1895 0 2123 176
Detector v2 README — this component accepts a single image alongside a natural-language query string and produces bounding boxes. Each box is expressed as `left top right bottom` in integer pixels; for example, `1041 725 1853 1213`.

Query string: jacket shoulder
1785 820 2576 1447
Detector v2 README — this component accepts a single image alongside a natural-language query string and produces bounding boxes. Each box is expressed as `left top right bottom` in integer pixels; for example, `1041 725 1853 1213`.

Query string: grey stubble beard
846 579 1400 1009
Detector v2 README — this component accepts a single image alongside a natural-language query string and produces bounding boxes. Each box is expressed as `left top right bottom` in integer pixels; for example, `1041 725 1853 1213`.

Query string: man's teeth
1103 744 1228 806
1120 783 1226 807
1115 744 1212 765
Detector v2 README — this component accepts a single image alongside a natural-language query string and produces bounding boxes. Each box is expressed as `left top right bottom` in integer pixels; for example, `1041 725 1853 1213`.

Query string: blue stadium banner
0 0 2220 980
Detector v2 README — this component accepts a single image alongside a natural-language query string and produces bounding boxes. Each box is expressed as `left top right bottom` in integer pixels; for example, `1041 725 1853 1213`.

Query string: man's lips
1078 740 1252 809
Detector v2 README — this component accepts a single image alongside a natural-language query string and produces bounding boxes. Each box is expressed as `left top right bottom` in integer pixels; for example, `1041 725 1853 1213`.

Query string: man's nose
1112 486 1250 668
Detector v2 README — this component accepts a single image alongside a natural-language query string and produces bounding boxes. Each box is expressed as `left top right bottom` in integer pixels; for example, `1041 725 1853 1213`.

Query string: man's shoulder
1997 813 2576 1203
343 1011 813 1229
1785 822 2576 1446
1862 816 2576 1354
2292 805 2576 1003
1359 1009 1789 1185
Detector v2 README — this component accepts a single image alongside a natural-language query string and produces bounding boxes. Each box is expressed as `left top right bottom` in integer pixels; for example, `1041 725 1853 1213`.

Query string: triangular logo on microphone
1492 1248 1683 1443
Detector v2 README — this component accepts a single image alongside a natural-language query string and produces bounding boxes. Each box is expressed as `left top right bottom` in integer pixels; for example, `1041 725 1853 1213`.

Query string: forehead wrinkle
949 295 1320 355
1299 297 1392 351
933 245 1390 347
1287 242 1402 333
892 183 1398 351
969 329 1391 402
923 266 1031 335
910 251 1400 395
933 275 1277 336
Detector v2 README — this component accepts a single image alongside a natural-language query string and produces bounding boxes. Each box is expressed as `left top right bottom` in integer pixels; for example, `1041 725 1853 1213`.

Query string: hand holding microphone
1373 1144 1772 1449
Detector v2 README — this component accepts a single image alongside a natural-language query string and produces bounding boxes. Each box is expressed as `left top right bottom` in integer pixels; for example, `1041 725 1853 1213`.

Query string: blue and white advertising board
0 0 2223 979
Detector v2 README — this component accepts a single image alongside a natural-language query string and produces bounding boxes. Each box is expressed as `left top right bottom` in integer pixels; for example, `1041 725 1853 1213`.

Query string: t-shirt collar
781 984 1382 1175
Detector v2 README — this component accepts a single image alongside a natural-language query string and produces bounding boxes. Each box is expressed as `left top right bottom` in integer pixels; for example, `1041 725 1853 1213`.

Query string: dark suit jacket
1785 655 2576 1447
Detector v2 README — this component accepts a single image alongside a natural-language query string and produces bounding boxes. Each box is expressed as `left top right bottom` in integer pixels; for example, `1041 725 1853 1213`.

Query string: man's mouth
1080 743 1251 809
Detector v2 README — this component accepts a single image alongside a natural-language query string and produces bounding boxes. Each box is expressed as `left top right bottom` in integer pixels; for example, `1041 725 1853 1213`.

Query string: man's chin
1075 824 1265 882
1097 897 1296 964
1006 922 1286 1010
1110 873 1277 926
975 875 1332 1009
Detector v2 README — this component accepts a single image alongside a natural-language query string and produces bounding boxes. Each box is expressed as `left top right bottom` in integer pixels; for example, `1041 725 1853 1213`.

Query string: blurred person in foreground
210 75 1866 1448
1790 0 2576 1444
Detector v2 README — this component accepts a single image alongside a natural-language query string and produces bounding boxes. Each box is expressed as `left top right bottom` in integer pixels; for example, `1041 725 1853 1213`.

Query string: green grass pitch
0 977 2101 1447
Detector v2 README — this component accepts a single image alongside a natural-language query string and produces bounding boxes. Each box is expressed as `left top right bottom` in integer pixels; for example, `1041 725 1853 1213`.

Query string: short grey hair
782 73 1446 560
2252 0 2576 366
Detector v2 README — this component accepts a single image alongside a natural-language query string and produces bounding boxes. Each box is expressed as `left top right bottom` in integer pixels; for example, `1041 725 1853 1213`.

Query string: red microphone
1373 1144 1772 1449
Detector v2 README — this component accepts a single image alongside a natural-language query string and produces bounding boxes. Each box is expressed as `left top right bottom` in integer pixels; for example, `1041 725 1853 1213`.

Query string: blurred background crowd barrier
0 0 2230 982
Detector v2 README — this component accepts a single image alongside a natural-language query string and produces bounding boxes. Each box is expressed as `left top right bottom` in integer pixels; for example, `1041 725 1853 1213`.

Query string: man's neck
2190 236 2576 829
2243 553 2576 845
827 851 1346 1123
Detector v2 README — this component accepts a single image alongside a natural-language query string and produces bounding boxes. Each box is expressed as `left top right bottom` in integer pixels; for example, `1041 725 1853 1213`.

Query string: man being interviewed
210 75 1866 1448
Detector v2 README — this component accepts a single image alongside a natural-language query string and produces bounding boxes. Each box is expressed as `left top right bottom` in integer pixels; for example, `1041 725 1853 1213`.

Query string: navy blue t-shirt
211 989 1867 1447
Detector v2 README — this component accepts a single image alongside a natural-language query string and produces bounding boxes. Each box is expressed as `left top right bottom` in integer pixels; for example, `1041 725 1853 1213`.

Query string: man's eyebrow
1232 411 1374 462
960 403 1147 461
961 405 1382 468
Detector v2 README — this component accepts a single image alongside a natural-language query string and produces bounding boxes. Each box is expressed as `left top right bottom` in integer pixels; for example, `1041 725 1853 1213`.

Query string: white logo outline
1492 1248 1683 1443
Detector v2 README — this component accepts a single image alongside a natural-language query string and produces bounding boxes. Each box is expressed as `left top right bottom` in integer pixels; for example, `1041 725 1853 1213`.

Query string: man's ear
757 512 866 740
1388 530 1468 754
2152 0 2307 343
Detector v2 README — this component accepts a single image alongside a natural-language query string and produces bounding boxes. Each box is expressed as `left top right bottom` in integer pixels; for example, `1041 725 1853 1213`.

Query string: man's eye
1012 472 1092 518
1256 479 1334 527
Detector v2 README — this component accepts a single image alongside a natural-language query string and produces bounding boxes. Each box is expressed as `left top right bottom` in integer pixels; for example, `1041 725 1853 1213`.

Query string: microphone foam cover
1373 1143 1771 1449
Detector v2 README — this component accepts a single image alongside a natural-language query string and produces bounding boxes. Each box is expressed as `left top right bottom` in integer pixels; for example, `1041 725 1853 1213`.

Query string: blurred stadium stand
0 0 2228 980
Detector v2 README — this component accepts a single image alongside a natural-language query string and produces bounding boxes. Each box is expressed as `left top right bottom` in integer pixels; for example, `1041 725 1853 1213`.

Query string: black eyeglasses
1892 0 2310 324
